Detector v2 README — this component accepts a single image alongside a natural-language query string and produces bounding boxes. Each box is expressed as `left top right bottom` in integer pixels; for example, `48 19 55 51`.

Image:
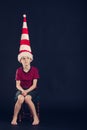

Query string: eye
22 57 25 60
27 57 29 59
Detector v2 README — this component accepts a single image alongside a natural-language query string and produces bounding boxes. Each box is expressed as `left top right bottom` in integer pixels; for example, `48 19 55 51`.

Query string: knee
24 95 32 104
18 95 24 104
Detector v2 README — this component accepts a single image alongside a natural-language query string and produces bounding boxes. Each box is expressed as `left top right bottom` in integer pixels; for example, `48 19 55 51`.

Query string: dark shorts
15 89 39 102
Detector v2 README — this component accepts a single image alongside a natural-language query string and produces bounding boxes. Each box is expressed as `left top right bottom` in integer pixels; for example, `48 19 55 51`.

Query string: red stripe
20 40 30 45
22 28 28 34
19 50 32 54
23 17 26 22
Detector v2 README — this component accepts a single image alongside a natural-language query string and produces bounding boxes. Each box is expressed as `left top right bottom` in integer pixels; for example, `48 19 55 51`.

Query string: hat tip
23 14 26 17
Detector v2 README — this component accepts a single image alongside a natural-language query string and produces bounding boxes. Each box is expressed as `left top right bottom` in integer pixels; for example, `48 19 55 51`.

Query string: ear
20 58 22 63
30 58 33 63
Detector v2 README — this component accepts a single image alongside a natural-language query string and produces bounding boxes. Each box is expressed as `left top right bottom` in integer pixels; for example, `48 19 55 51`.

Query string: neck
23 65 31 72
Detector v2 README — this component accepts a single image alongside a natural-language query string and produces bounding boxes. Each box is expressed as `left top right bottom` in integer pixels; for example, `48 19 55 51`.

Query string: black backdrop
0 0 86 118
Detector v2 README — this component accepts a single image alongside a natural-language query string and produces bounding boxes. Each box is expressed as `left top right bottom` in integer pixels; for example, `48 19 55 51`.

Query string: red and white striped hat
18 14 33 62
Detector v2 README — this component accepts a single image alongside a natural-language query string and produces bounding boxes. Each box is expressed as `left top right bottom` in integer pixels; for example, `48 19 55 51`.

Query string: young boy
11 56 40 125
11 14 40 125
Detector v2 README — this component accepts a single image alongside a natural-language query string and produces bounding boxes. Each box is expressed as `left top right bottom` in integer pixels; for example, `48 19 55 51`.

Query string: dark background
0 0 86 121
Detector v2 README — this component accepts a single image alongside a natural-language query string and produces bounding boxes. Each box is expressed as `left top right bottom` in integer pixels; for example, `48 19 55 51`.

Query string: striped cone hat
18 14 33 62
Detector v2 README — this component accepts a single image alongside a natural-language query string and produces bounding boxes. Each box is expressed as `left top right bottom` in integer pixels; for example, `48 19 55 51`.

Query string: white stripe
20 45 31 52
21 34 29 40
23 22 27 28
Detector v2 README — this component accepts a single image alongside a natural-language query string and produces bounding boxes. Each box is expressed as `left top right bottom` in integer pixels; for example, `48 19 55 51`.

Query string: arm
16 80 24 92
16 80 27 96
26 79 38 93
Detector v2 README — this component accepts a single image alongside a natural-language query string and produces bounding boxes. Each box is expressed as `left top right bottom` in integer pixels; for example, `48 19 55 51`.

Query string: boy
11 14 40 125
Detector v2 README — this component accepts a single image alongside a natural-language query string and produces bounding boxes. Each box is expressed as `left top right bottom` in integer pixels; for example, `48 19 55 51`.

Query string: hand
24 90 29 94
21 90 27 97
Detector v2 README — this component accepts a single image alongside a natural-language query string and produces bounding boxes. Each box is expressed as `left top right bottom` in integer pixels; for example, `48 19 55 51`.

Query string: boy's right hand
21 90 27 97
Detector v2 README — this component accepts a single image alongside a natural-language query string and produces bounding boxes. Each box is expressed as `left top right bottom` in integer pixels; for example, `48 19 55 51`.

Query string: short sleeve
33 67 40 79
15 69 21 80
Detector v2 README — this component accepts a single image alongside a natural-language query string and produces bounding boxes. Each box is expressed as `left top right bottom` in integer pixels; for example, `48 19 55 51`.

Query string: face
20 56 32 67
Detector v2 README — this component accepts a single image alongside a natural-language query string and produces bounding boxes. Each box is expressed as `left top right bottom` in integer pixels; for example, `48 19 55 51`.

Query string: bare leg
11 95 24 125
25 95 39 125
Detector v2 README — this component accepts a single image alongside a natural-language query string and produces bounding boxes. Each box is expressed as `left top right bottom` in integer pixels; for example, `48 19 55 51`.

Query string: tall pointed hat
18 14 33 62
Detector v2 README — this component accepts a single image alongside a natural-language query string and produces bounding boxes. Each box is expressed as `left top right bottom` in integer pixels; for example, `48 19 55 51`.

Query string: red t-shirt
15 66 40 89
